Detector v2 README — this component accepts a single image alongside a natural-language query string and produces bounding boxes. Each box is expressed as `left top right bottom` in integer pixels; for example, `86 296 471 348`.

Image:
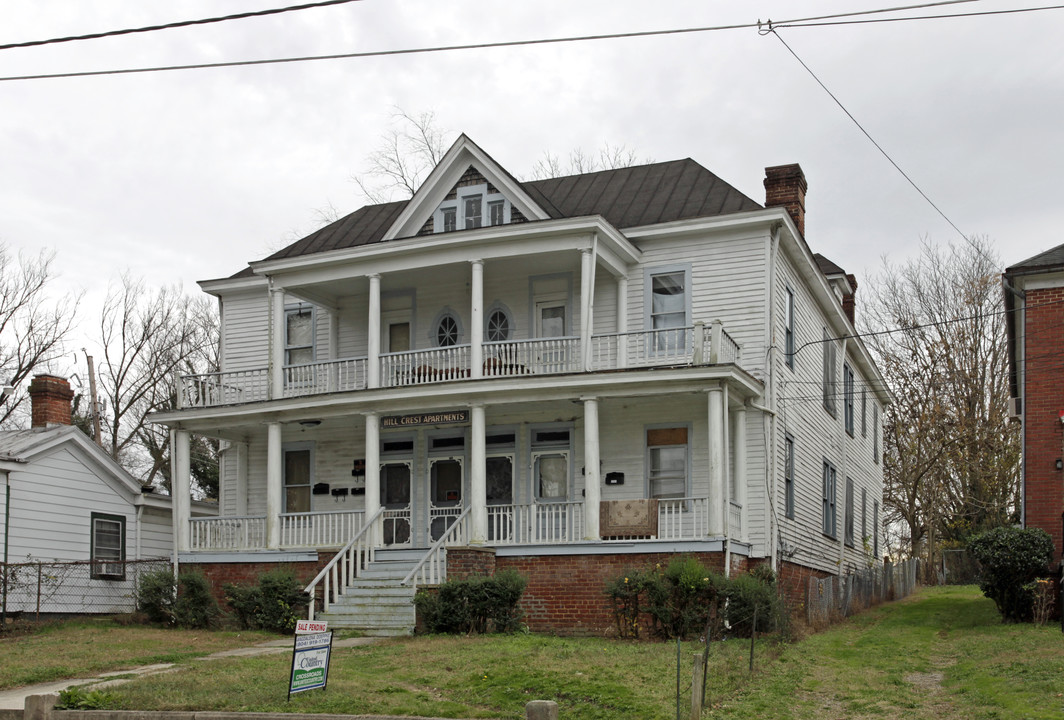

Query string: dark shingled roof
813 253 846 277
234 159 761 278
1005 242 1064 274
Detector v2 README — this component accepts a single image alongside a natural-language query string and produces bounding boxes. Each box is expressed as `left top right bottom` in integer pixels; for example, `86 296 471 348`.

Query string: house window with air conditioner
90 512 125 580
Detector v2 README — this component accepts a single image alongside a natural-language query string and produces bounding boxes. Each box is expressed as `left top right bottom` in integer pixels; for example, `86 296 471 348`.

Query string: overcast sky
2 0 1062 376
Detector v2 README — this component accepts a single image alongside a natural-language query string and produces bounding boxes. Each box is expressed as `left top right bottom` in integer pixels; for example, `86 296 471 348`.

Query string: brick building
1004 245 1064 566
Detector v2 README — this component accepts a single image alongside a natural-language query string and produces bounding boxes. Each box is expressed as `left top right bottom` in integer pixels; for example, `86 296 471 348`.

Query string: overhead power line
0 0 366 52
3 1 1061 83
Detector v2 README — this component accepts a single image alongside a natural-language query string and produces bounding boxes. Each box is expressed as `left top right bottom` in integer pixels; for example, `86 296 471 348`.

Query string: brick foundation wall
447 548 752 636
777 560 833 617
180 556 329 608
1022 286 1064 566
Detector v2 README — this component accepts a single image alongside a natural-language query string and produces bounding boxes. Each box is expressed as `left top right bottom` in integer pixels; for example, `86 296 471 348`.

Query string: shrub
604 569 648 638
968 526 1055 622
415 569 527 634
136 568 176 624
225 569 307 633
611 556 726 640
173 570 219 629
57 687 117 709
724 571 785 637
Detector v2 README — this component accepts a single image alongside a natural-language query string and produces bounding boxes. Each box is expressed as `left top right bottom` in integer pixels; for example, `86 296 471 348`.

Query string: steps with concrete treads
317 548 430 636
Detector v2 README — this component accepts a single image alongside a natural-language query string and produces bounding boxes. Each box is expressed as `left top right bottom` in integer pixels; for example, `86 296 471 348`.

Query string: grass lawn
0 617 275 690
5 586 1064 719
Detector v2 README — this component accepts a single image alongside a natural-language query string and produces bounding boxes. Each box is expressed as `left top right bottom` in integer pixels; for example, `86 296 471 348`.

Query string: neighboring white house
0 375 214 615
153 135 888 634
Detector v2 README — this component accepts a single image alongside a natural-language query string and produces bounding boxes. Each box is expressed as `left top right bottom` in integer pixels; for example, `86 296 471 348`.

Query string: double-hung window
284 443 313 513
861 388 868 437
861 488 868 547
532 428 571 502
784 287 795 369
646 266 690 353
873 404 880 463
784 434 795 519
823 329 837 416
91 513 125 580
843 364 855 436
647 427 688 500
464 195 483 229
285 305 315 367
434 183 510 233
822 460 837 538
873 500 880 557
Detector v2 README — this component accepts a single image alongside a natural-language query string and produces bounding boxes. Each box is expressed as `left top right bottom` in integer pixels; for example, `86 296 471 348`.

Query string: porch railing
402 506 471 590
283 357 367 396
656 497 710 540
487 501 585 544
305 507 384 620
179 369 269 408
728 501 742 537
280 509 364 548
189 515 266 551
483 337 580 376
382 345 471 387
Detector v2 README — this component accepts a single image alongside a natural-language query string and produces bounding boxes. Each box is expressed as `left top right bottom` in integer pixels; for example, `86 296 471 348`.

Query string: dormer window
434 183 510 233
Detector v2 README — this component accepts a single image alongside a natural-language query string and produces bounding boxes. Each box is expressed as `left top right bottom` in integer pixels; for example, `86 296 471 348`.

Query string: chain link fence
1 558 170 620
806 558 921 625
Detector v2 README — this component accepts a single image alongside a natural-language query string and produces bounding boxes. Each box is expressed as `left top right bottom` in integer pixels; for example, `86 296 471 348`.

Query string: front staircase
316 548 427 636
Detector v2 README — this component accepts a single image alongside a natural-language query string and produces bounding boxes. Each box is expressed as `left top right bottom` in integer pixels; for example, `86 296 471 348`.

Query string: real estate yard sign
288 630 333 699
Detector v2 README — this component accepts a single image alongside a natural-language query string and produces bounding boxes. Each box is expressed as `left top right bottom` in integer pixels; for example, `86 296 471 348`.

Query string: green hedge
414 569 527 634
968 526 1055 623
225 569 308 633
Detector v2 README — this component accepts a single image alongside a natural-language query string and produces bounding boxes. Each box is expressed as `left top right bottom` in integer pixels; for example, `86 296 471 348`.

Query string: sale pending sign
288 631 332 698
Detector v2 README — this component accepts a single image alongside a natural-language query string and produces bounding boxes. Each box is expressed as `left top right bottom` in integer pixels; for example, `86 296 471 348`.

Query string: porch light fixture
1056 459 1063 471
298 419 322 429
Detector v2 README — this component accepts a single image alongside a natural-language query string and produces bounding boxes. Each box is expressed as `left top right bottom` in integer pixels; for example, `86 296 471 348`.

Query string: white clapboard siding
221 288 269 372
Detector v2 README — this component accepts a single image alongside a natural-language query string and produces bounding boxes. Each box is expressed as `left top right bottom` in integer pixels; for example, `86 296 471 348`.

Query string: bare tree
0 244 79 427
528 142 651 180
92 274 218 492
864 236 1019 562
353 108 449 203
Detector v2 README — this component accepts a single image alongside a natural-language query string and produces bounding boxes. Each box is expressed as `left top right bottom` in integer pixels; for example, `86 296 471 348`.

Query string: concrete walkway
0 636 382 710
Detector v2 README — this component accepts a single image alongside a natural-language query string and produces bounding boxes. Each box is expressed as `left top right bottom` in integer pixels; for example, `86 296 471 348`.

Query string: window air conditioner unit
94 561 125 580
1007 397 1022 420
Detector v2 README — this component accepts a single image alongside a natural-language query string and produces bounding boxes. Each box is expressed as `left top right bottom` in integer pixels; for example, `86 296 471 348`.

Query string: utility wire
0 0 366 52
0 1 1046 83
774 3 1064 29
765 27 968 242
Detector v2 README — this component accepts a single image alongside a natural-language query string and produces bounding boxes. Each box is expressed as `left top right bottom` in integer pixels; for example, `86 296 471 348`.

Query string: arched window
485 304 513 342
433 309 462 347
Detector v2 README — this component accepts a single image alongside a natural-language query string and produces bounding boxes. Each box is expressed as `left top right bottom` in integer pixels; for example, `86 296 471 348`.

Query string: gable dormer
384 134 550 241
416 165 529 236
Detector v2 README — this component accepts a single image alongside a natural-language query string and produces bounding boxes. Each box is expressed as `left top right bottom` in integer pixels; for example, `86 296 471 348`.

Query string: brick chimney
843 273 858 325
29 374 74 428
764 164 807 237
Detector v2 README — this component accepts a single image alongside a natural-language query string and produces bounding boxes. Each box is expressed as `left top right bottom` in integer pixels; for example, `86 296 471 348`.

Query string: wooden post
690 653 703 720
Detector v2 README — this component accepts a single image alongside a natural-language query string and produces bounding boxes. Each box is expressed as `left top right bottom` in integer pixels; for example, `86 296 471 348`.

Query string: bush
225 569 308 633
136 568 176 624
136 568 218 628
415 569 527 634
57 687 117 709
605 557 726 640
173 570 219 629
968 526 1055 622
724 571 785 637
604 569 648 638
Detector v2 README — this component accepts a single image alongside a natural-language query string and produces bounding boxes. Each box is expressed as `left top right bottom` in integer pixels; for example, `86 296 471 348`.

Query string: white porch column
470 260 484 380
364 413 380 545
268 286 286 400
235 441 249 516
367 274 381 389
616 276 628 368
707 388 725 537
580 248 593 370
171 429 191 553
733 404 748 542
582 397 601 540
469 404 487 543
266 422 283 549
328 310 340 391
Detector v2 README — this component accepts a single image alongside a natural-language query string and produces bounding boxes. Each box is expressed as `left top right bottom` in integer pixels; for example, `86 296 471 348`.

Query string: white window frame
283 441 314 513
434 183 510 233
91 512 125 580
844 477 855 548
823 328 837 417
530 424 572 502
645 424 690 500
822 459 837 538
284 303 316 368
644 264 692 352
485 302 514 343
784 434 795 520
430 307 464 348
843 363 855 436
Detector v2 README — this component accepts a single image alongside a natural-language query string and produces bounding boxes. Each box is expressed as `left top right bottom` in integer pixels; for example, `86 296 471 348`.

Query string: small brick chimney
29 374 74 428
843 273 858 325
764 164 807 237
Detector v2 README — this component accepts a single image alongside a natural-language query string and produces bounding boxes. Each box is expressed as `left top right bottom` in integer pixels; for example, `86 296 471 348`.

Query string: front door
429 458 463 542
380 462 412 545
534 298 569 372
